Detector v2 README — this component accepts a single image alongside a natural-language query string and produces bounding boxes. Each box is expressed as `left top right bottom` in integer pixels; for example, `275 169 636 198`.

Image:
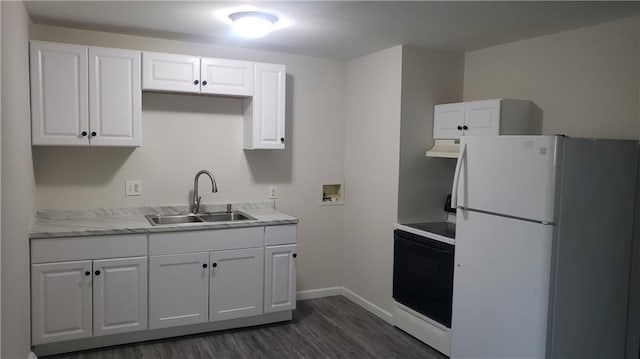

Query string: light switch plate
269 186 277 199
125 180 142 196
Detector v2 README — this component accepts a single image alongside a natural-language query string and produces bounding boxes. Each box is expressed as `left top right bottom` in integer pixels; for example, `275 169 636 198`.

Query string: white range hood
426 139 459 158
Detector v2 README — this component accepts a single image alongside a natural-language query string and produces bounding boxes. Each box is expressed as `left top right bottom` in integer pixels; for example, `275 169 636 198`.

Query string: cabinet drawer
265 225 297 246
31 234 147 263
149 227 264 255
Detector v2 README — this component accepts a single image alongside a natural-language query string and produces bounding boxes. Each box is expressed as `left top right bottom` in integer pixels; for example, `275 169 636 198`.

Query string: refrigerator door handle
451 142 467 209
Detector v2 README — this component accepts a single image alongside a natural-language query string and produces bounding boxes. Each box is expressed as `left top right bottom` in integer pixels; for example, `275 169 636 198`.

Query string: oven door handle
451 141 467 209
398 237 454 254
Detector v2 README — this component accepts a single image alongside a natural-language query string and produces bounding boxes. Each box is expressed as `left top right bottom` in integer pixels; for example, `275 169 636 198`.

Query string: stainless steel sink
145 211 256 226
197 211 255 222
145 213 203 225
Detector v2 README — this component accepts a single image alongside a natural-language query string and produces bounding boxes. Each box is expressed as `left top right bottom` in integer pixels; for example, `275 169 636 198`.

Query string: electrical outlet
125 180 142 196
269 186 277 199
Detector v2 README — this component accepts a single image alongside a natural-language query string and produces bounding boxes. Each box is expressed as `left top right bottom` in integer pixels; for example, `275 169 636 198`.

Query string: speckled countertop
30 202 298 239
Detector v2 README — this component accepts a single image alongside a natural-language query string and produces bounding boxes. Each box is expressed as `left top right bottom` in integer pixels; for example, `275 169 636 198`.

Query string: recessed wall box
320 182 344 206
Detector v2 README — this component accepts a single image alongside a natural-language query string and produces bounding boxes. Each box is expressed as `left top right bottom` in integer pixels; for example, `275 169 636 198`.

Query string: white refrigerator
450 135 637 358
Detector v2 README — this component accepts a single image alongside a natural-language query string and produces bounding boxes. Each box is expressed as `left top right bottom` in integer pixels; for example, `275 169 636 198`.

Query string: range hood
426 139 459 158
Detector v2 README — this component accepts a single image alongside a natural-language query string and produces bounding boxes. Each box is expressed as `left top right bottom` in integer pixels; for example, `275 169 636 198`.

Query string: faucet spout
191 170 218 214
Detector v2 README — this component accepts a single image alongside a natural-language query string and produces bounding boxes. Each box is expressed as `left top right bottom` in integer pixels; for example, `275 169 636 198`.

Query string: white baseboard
296 287 343 300
298 286 394 325
341 287 394 325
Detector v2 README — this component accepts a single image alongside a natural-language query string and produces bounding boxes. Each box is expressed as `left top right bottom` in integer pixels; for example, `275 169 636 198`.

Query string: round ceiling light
228 11 279 39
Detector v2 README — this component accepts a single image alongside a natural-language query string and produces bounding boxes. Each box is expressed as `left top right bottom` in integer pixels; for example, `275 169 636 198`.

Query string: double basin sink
145 211 256 226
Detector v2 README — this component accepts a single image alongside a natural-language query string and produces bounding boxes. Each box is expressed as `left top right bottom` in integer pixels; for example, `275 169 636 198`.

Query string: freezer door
451 209 554 358
454 135 559 223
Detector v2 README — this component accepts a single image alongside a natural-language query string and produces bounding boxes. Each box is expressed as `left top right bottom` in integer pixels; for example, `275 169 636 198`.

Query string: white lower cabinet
149 247 266 328
31 256 148 345
31 224 298 352
148 252 210 329
209 247 264 321
93 257 148 336
32 260 93 345
264 244 297 313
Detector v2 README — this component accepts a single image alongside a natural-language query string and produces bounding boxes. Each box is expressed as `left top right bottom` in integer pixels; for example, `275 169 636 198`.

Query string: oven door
393 229 454 328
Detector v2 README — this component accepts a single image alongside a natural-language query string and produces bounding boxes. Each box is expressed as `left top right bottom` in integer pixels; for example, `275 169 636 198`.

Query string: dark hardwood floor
45 296 446 359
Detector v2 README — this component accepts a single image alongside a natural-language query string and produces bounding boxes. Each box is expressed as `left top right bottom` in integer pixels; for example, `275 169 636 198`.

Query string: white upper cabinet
142 52 200 93
89 47 141 146
142 52 254 96
433 103 465 140
464 100 502 136
30 41 141 147
141 52 286 150
30 41 89 146
433 99 532 139
201 58 254 96
244 63 286 150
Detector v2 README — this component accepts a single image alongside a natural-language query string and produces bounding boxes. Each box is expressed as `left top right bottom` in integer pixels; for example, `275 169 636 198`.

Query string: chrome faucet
191 170 218 214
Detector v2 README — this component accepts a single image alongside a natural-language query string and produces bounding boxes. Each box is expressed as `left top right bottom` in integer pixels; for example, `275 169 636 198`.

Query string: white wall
343 46 403 318
30 24 347 294
1 1 33 358
397 46 463 223
464 16 639 140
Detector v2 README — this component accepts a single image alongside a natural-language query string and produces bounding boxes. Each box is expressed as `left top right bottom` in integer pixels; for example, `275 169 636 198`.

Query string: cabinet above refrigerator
426 99 535 158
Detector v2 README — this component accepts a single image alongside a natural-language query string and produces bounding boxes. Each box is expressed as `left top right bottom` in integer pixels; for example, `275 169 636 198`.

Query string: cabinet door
142 51 200 93
245 63 286 150
200 58 254 96
30 41 89 146
89 47 142 147
209 248 264 321
463 99 501 136
433 103 465 139
264 244 297 313
93 256 147 336
31 260 92 345
149 252 209 329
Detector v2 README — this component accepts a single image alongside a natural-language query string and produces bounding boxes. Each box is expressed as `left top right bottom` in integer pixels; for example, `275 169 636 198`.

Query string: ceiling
24 1 640 60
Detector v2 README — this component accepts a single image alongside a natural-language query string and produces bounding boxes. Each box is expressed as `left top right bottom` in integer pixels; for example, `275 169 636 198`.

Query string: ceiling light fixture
229 11 279 39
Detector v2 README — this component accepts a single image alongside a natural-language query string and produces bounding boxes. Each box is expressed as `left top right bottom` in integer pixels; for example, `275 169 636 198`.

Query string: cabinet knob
202 263 208 269
457 126 463 131
81 131 88 137
462 125 468 130
280 137 285 143
94 270 101 276
212 263 218 268
85 271 91 276
202 80 208 86
293 253 297 258
91 131 97 137
194 80 200 85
